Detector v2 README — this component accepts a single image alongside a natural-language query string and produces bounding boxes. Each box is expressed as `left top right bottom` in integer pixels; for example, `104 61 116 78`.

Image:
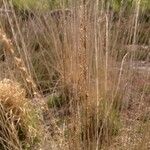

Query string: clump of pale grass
0 28 39 98
0 0 149 150
0 78 41 150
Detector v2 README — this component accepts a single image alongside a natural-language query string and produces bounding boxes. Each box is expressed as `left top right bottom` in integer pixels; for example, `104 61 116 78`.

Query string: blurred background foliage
11 0 70 11
10 0 150 11
111 0 150 11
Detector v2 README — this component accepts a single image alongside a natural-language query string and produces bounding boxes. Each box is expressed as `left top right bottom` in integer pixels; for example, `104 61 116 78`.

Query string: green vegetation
111 0 150 11
11 0 150 11
12 0 49 11
47 93 66 108
11 0 70 11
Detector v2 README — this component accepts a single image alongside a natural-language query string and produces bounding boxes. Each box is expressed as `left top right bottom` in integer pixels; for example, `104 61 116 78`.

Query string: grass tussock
0 0 149 149
0 78 41 150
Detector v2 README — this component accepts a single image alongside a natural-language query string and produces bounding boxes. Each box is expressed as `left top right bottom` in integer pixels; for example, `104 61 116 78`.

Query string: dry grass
0 0 149 150
0 79 42 150
0 27 39 98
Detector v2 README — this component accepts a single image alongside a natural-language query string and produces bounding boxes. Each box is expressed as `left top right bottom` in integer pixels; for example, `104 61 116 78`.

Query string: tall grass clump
0 79 41 150
0 0 149 149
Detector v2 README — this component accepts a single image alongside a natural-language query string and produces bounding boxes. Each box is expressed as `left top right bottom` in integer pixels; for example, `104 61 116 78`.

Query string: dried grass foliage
0 79 41 150
0 0 149 150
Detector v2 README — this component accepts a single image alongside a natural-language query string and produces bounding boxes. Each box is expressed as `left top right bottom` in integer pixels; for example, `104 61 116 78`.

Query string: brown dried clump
0 28 38 98
0 78 41 150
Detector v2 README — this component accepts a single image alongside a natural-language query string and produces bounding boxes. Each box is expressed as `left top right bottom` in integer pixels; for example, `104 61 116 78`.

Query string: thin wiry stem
94 0 100 150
